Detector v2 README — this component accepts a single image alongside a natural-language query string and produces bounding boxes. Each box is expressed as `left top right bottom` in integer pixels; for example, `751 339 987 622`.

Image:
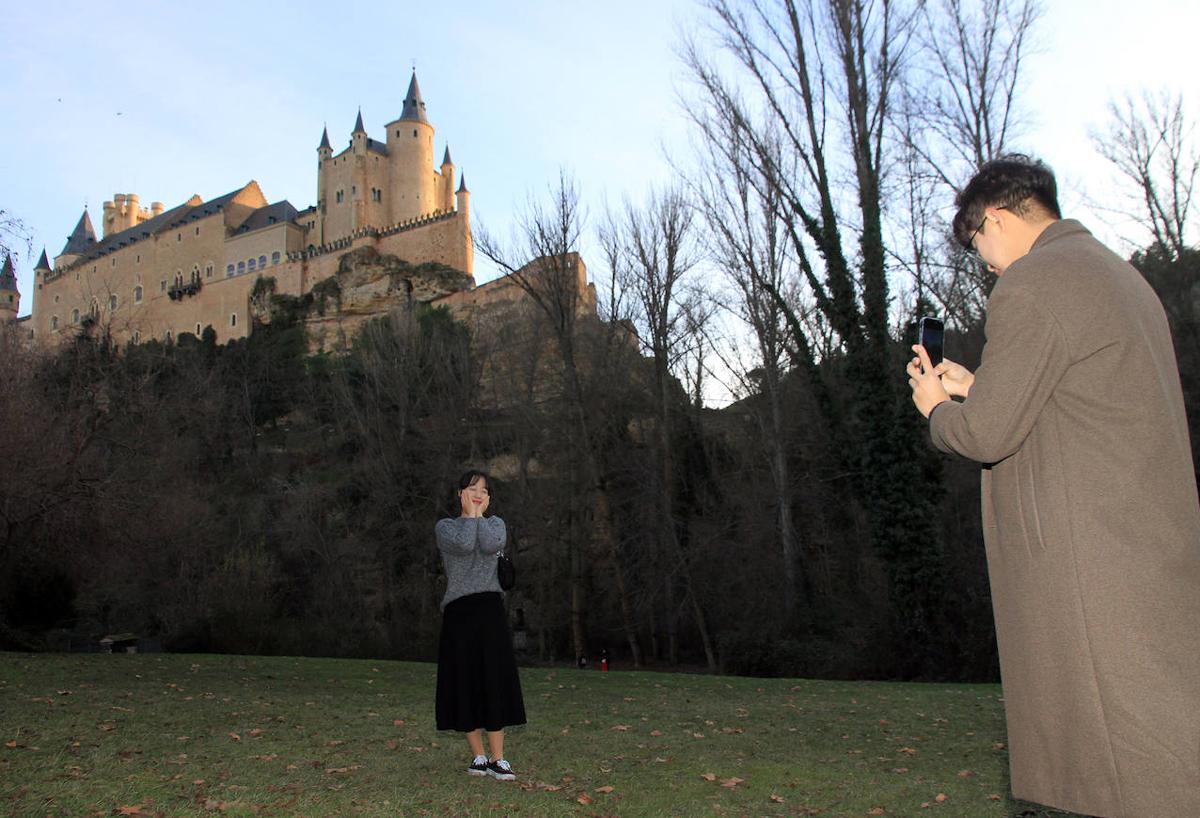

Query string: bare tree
601 186 717 669
476 171 641 666
895 0 1041 325
1093 91 1198 260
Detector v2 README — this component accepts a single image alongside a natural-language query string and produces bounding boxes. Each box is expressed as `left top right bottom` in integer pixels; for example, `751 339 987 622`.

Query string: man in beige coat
907 155 1200 817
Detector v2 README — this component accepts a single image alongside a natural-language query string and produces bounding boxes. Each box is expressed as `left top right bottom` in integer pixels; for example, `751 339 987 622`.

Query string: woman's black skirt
436 592 527 732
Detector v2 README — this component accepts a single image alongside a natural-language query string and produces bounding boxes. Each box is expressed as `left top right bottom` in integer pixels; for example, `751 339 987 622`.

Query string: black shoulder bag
497 526 516 590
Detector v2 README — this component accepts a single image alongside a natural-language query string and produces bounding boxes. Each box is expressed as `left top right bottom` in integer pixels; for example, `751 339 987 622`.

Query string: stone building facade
28 73 475 347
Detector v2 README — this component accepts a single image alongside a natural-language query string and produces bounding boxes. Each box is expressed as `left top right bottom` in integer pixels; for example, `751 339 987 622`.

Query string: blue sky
3 0 1198 315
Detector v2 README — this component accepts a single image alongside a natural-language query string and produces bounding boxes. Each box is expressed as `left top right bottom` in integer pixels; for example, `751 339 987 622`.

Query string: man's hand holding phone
935 358 975 398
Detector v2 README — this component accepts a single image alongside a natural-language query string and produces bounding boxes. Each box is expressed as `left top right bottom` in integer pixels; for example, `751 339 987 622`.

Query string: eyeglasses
963 205 1005 258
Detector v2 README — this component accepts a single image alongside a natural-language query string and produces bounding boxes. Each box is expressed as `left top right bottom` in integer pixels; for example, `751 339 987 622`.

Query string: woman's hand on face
459 490 477 518
480 493 490 517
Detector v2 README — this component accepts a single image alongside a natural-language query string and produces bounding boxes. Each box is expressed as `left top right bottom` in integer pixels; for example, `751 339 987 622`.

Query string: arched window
271 251 281 265
109 294 118 311
230 313 238 328
205 264 213 278
134 285 143 303
51 315 59 329
72 308 79 323
132 330 140 344
248 257 257 272
196 323 201 335
227 264 235 276
258 255 266 269
237 261 245 275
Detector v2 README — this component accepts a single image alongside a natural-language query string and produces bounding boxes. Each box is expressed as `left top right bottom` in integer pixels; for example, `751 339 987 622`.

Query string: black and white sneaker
467 755 489 776
487 758 516 781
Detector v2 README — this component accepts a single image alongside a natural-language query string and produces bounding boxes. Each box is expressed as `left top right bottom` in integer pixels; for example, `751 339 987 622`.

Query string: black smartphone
918 316 944 370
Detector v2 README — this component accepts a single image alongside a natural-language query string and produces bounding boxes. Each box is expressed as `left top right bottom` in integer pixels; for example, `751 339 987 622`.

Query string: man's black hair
952 154 1062 249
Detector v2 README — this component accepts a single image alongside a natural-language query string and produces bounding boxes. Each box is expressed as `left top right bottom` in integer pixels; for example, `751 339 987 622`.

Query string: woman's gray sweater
436 516 507 609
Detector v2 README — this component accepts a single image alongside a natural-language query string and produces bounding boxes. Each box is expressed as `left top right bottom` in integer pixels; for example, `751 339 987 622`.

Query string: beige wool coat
929 220 1200 817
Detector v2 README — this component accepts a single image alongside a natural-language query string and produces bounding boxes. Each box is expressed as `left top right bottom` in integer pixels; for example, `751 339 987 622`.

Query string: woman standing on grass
435 469 526 781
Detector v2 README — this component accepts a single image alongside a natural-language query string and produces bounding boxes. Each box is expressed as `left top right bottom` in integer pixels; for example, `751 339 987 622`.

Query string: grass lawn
0 652 1088 818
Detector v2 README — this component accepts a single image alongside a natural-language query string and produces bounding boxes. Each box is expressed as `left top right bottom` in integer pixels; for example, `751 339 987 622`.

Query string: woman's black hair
952 153 1062 248
457 469 490 492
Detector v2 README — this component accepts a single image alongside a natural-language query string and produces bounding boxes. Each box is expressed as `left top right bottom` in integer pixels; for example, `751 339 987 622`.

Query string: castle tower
315 126 332 245
101 193 152 238
350 109 369 231
440 146 455 212
0 254 19 320
31 249 49 320
56 208 97 267
385 72 436 223
456 173 470 219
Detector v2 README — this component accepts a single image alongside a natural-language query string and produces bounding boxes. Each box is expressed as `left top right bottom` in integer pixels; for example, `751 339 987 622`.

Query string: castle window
258 255 267 269
237 261 245 275
134 285 143 303
177 233 181 242
413 129 417 137
72 308 79 323
51 316 59 330
54 294 60 303
161 280 167 292
372 188 381 203
136 254 141 263
336 190 344 204
165 330 172 342
227 264 235 276
248 257 257 272
196 323 202 335
230 313 237 328
271 251 280 265
133 330 140 344
205 264 213 279
195 227 200 236
352 186 356 195
112 258 116 266
109 294 118 311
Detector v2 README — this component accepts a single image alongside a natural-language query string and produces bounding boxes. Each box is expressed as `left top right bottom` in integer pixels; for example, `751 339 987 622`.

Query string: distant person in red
907 154 1200 816
434 470 526 781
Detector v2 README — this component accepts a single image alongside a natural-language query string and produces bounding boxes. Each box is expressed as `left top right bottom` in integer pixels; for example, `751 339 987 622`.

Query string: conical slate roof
62 209 97 255
400 72 428 123
0 254 16 291
457 173 469 194
442 145 453 166
36 248 51 270
319 126 331 150
353 108 365 133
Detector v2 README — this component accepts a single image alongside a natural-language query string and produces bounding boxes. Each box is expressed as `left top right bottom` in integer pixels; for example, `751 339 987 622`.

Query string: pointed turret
0 255 16 291
319 125 331 151
400 72 428 123
0 254 18 319
61 209 97 256
455 172 470 217
457 173 469 194
353 108 366 134
442 146 453 166
35 248 51 272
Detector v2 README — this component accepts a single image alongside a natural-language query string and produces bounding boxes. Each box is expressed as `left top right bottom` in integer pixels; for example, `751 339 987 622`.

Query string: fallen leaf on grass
956 769 974 777
4 741 17 749
228 733 240 742
934 793 948 803
247 729 263 738
325 765 361 775
326 739 346 747
98 724 116 732
576 793 593 805
897 747 917 755
988 794 1001 801
769 794 785 803
892 768 908 774
611 724 631 731
594 786 614 794
720 777 744 789
393 719 405 727
700 773 717 781
867 809 885 816
115 806 143 815
649 730 663 737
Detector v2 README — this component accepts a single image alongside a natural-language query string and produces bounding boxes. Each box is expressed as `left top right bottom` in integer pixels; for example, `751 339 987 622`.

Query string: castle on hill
16 73 510 347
